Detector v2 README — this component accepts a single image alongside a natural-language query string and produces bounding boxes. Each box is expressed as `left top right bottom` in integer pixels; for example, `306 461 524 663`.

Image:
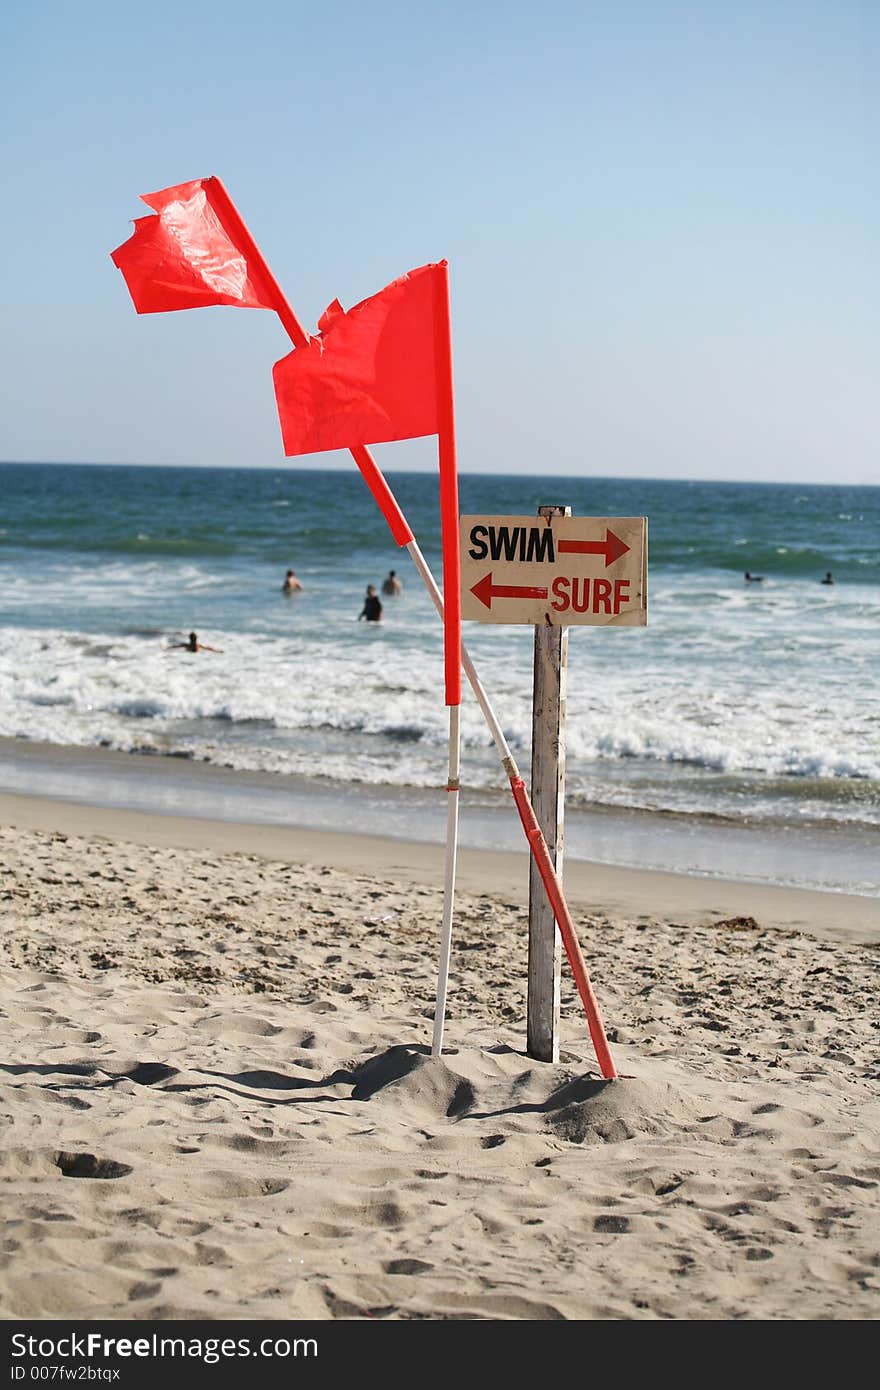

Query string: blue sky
1 1 876 482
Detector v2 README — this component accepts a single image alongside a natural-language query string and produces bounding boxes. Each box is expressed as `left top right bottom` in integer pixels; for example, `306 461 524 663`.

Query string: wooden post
527 504 570 1062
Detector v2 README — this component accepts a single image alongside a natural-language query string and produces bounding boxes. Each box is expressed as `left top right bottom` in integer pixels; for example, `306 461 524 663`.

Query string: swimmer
381 570 402 596
821 571 834 585
173 632 223 653
282 569 303 594
358 585 383 623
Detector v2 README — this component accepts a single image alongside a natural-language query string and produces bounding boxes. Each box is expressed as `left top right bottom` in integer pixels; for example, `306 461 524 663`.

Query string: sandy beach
1 790 878 1321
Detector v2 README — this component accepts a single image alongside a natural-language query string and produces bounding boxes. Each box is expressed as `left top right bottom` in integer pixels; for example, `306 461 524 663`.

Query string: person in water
744 571 764 582
821 571 834 585
381 570 402 596
358 586 383 622
174 632 223 653
282 569 303 594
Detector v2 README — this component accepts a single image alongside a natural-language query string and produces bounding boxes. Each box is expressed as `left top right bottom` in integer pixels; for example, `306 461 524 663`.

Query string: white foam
0 562 878 827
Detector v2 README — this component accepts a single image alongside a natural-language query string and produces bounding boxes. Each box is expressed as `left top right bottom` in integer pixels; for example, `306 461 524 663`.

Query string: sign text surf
460 514 648 626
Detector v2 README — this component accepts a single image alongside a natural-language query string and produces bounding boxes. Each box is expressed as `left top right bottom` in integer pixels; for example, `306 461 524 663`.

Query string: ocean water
0 463 878 891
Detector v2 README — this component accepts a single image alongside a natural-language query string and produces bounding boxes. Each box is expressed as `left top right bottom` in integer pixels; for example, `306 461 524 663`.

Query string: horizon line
0 459 876 490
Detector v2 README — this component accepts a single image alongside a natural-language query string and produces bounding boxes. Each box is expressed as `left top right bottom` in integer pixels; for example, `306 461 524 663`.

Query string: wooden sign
460 514 648 626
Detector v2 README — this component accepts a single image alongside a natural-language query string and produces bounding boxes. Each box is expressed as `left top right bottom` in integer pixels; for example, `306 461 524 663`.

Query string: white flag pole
429 264 463 1059
432 703 460 1056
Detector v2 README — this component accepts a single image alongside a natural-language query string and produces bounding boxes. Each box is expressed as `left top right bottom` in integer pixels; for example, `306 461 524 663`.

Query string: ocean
1 462 878 896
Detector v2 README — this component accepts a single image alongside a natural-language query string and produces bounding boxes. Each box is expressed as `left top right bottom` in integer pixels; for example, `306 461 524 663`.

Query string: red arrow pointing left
471 572 549 611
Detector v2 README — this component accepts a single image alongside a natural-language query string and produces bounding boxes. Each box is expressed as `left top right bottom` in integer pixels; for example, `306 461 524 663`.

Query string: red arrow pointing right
471 572 549 610
557 527 630 567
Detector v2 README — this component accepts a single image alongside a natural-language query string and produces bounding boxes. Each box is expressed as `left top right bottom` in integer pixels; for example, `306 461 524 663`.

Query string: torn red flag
272 263 444 456
111 179 275 314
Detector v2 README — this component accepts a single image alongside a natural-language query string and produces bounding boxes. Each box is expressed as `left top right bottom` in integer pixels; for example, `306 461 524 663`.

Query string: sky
1 1 876 484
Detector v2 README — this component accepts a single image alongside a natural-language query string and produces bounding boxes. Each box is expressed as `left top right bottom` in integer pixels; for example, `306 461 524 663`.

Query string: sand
1 793 878 1321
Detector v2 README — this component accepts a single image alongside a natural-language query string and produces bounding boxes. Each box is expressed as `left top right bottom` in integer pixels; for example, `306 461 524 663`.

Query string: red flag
272 263 444 456
111 179 275 314
273 260 460 704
